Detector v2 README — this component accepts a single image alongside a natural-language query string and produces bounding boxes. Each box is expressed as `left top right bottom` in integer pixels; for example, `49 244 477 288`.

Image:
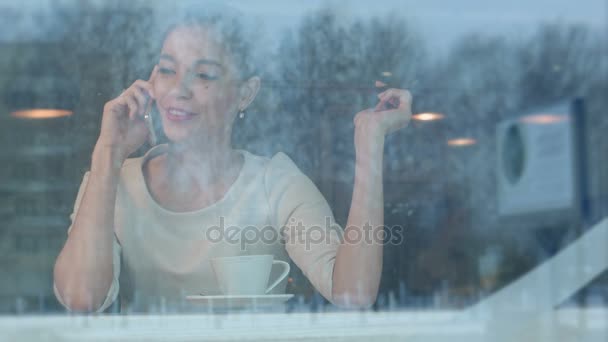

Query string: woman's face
153 25 246 144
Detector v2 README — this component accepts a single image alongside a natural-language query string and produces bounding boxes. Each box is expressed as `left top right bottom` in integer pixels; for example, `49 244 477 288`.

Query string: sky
227 0 606 53
1 0 606 54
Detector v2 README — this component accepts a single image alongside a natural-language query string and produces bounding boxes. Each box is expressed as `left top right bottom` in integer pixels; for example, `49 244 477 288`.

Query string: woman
53 9 412 313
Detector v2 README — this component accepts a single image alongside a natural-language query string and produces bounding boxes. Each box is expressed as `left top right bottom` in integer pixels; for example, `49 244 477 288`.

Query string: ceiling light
519 114 567 125
447 138 477 147
412 112 445 121
5 75 77 120
11 109 72 119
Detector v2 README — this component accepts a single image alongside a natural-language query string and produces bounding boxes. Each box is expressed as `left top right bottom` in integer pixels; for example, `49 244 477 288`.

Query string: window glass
0 0 606 340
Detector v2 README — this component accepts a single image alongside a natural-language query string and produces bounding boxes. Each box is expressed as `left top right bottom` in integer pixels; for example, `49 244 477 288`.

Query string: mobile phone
144 101 158 146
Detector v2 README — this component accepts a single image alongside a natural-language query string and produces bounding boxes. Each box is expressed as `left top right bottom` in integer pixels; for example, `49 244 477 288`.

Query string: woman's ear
238 76 261 111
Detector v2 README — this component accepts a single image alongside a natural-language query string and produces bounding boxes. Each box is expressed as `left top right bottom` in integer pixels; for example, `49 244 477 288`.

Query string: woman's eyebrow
159 54 176 63
194 58 224 70
159 54 224 70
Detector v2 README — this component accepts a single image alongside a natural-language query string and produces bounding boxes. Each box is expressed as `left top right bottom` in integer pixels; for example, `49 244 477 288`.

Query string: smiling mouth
166 108 197 121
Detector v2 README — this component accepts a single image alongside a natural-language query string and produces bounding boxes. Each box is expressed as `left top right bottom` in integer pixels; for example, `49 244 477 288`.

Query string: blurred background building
0 0 606 313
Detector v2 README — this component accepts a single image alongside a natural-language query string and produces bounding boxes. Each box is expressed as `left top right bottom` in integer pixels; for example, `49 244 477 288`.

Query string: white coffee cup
211 255 290 295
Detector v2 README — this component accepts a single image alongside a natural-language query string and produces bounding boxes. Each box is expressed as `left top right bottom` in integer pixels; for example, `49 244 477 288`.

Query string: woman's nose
169 74 194 99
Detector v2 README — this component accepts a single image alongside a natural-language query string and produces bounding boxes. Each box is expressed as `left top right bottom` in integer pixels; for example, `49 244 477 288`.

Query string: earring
239 110 245 119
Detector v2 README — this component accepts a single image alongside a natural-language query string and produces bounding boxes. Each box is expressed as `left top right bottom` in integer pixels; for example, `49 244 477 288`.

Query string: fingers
375 94 399 112
130 86 150 116
375 88 412 112
123 94 139 121
133 80 155 100
372 87 413 134
117 80 155 120
374 96 395 112
148 65 157 84
133 80 155 118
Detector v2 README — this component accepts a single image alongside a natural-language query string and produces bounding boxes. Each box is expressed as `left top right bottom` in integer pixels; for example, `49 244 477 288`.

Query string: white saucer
185 294 294 309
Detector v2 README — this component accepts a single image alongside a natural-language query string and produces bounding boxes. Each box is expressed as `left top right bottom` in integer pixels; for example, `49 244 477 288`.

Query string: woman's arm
332 88 412 308
332 137 385 308
53 147 122 312
54 72 155 312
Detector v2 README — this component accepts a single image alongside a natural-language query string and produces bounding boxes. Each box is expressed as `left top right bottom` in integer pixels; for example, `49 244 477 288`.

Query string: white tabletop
4 218 607 341
1 308 606 342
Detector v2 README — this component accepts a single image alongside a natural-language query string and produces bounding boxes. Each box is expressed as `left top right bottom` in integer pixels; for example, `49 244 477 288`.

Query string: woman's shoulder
245 150 315 195
250 150 326 208
243 150 304 180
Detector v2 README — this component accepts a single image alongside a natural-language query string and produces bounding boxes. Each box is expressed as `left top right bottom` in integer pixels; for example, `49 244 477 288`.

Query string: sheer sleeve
53 171 121 313
264 153 343 302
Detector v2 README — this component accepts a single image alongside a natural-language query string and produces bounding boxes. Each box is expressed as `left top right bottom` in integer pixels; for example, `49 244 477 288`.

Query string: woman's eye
159 68 175 75
197 73 219 81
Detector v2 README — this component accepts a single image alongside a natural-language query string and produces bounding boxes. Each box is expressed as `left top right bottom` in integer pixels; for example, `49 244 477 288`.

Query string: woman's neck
162 138 243 192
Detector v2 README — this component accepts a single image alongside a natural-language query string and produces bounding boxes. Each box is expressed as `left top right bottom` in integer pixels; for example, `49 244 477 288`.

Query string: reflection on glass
11 109 73 119
0 0 606 340
519 114 568 125
412 112 445 121
447 138 477 147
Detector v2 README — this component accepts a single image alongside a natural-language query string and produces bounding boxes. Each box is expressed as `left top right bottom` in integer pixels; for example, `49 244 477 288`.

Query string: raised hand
96 67 157 164
353 86 412 147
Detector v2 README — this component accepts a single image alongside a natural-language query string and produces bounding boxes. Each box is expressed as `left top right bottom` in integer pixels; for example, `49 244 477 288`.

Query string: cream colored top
54 144 343 312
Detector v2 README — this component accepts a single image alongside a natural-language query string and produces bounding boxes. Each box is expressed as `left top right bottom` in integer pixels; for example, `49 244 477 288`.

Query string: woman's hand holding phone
95 67 157 166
